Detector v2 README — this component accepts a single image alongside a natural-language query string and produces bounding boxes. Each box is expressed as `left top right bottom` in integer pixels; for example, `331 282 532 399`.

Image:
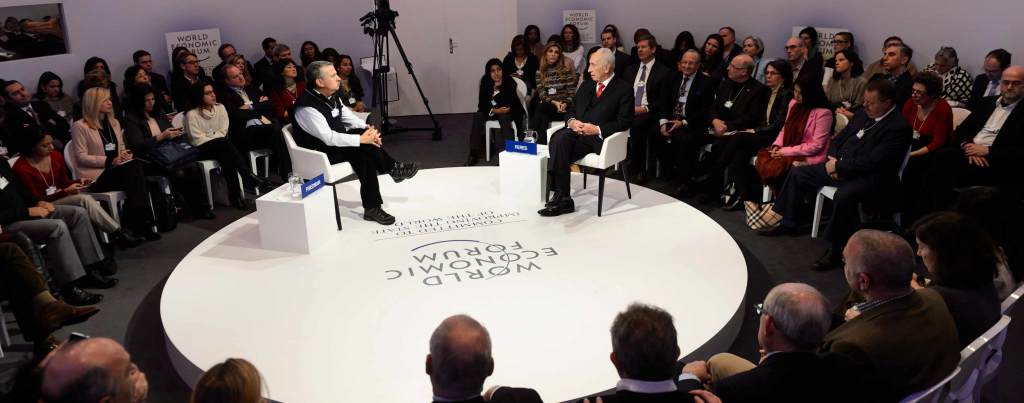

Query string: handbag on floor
745 201 782 230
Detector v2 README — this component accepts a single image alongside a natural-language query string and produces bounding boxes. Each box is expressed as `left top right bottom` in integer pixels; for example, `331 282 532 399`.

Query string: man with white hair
40 337 148 403
539 47 633 217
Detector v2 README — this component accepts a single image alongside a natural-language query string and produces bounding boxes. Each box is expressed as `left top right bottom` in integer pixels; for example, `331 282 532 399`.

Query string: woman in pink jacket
69 87 161 241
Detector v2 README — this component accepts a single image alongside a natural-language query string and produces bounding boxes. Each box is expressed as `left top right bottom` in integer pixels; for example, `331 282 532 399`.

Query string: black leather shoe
61 285 104 306
538 198 575 217
364 207 396 225
112 230 142 250
812 248 843 271
85 257 117 276
77 271 118 289
390 161 420 183
757 225 799 237
465 155 479 166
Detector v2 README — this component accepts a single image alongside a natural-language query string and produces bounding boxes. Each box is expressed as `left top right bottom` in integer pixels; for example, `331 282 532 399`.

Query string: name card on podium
505 140 537 155
301 174 325 199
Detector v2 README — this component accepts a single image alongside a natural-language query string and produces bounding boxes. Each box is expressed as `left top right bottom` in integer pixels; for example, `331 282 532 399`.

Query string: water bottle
288 173 302 198
523 130 537 144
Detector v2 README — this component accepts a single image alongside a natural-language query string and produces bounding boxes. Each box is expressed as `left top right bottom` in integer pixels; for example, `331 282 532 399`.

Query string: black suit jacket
502 52 540 90
659 72 715 133
624 61 672 118
968 74 999 111
828 108 912 186
568 76 634 137
477 77 525 125
215 84 275 137
709 78 769 132
2 101 71 143
869 71 913 108
170 73 213 112
252 56 274 91
432 387 542 403
795 59 825 88
711 352 872 403
755 88 794 137
954 96 1024 169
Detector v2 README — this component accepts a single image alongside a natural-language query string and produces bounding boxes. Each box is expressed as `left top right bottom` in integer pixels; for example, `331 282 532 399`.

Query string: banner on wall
792 26 848 61
563 10 597 44
165 28 222 73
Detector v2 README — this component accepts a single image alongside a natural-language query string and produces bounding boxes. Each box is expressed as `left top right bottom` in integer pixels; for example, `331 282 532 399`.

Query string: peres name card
301 174 325 199
505 140 537 155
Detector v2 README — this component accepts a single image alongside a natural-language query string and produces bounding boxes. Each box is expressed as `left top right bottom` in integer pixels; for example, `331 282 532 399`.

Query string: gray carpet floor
1 113 1020 402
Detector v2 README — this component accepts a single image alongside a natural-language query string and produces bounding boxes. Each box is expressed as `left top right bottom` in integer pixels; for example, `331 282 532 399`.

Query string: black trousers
198 138 248 200
547 128 603 197
140 160 211 213
665 128 712 184
230 124 291 177
469 111 517 158
628 112 657 173
773 163 881 250
88 160 154 232
530 102 565 144
323 144 396 209
720 133 776 201
912 147 1019 221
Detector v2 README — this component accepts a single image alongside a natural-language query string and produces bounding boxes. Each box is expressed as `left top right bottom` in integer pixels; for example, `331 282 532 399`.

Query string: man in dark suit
252 37 277 91
2 80 71 145
624 35 671 183
601 28 630 77
718 27 743 65
967 49 1012 111
868 44 914 107
216 64 290 177
578 303 704 403
132 50 172 113
427 315 542 403
657 50 715 194
539 48 633 217
628 28 674 70
170 51 213 112
915 65 1024 218
821 230 959 401
784 37 824 86
762 80 912 271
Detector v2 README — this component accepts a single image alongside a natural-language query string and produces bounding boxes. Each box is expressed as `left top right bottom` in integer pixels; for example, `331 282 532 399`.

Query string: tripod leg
388 27 443 141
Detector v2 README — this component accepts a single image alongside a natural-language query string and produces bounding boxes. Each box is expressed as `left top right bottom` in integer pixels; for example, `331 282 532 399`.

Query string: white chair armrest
596 130 629 168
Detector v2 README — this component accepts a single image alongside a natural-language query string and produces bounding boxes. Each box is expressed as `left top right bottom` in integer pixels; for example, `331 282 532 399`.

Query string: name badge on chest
46 186 57 196
0 177 8 190
348 98 356 105
104 143 116 152
855 129 865 139
912 130 921 140
331 108 340 118
724 101 734 109
547 88 556 95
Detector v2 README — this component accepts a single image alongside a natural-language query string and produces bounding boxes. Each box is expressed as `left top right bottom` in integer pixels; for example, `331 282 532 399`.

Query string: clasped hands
963 143 990 167
359 125 383 147
28 200 55 218
569 119 599 136
660 120 687 137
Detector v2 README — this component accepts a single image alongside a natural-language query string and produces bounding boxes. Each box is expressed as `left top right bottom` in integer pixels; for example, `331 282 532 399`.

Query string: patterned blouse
924 64 973 107
536 66 577 105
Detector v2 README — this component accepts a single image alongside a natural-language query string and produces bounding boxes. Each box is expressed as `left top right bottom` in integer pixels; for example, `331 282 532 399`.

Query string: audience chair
812 147 912 238
835 112 850 134
900 366 959 403
281 124 354 230
948 315 1012 402
484 121 518 162
951 107 971 130
1002 282 1024 314
248 149 272 178
0 304 10 358
546 124 631 216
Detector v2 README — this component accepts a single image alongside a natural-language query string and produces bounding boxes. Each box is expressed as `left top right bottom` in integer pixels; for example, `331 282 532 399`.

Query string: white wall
517 0 1024 76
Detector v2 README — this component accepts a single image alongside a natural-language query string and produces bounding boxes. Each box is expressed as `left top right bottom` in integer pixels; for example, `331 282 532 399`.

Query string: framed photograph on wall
0 3 68 62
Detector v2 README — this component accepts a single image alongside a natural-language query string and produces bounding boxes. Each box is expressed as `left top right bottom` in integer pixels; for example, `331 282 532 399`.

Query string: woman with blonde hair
529 42 577 141
69 87 161 241
191 358 267 403
224 54 254 86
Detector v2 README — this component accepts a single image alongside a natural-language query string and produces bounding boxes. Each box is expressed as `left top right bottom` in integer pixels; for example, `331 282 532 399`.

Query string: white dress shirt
973 97 1019 146
294 89 369 148
633 58 657 109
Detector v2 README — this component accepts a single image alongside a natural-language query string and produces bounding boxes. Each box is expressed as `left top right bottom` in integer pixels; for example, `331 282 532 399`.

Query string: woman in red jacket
12 130 142 249
901 72 953 215
267 58 305 120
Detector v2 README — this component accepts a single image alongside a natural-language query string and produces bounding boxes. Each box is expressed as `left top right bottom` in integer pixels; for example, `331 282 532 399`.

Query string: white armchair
281 124 354 230
546 125 631 216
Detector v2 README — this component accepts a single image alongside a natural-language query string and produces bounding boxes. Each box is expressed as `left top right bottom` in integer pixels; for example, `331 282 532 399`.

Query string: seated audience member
762 80 912 272
171 51 213 112
337 54 370 113
427 315 542 403
668 31 697 68
252 37 278 91
222 54 255 87
34 71 75 123
911 212 1002 347
828 49 868 118
0 239 99 357
923 47 973 107
580 303 704 403
184 82 268 211
824 32 855 69
797 27 824 69
69 87 161 241
539 48 632 217
300 40 322 69
3 79 71 145
561 24 585 70
292 61 419 224
822 229 959 400
132 50 172 113
864 36 919 78
784 37 824 86
466 59 524 166
915 65 1024 219
122 84 214 220
700 34 725 82
267 58 306 120
39 337 148 403
321 47 341 68
603 24 627 53
502 34 540 91
741 36 770 84
657 50 715 194
627 28 673 69
530 43 577 138
122 64 170 114
900 72 953 216
625 34 672 183
214 43 247 83
718 27 743 64
524 25 544 59
681 283 851 403
0 161 113 305
169 46 191 78
580 30 628 85
13 130 142 248
190 358 266 403
968 49 1012 111
869 44 915 111
76 57 122 117
216 64 290 177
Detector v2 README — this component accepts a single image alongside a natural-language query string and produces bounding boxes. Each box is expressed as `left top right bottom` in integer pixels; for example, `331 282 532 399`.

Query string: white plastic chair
281 124 354 230
248 149 272 178
949 315 1012 402
1001 282 1024 314
835 113 850 134
812 148 912 238
64 141 127 226
484 121 518 162
900 366 959 403
951 107 971 129
546 125 631 216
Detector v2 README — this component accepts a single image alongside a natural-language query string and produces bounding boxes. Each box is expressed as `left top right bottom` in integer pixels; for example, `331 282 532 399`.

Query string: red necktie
596 82 605 98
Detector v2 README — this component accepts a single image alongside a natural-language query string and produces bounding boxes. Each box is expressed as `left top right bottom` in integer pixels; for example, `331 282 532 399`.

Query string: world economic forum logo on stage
384 240 559 287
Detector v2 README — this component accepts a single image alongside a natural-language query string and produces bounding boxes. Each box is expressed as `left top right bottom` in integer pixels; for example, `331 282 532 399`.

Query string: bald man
784 37 824 85
40 337 148 403
426 315 542 403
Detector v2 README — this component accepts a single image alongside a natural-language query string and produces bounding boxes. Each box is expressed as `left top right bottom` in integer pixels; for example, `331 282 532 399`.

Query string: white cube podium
256 184 338 253
499 145 548 204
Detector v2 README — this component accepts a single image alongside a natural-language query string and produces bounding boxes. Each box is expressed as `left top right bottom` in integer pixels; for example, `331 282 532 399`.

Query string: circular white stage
161 167 748 402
